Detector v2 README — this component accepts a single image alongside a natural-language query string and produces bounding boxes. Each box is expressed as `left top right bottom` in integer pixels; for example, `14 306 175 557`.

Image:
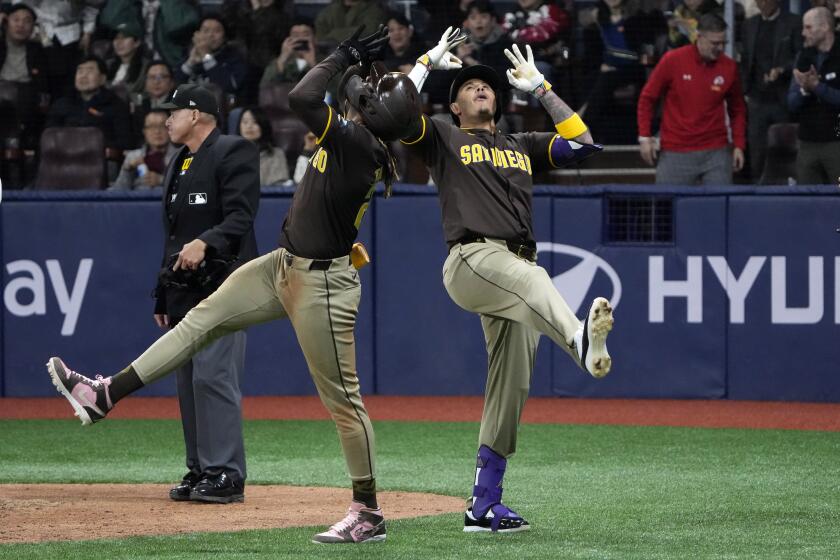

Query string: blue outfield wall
2 185 839 402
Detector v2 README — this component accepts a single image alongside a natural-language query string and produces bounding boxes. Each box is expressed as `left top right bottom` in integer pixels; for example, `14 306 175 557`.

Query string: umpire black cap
160 84 219 118
449 65 502 125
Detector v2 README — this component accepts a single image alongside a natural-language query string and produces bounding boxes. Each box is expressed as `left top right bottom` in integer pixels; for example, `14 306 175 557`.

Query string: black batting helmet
338 62 422 142
449 64 503 126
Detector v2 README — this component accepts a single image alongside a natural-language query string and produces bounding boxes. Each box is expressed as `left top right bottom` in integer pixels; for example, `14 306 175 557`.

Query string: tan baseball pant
442 239 582 457
132 248 376 481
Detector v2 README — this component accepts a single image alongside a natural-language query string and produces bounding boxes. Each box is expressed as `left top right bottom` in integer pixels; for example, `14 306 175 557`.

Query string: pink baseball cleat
46 357 113 425
312 501 387 544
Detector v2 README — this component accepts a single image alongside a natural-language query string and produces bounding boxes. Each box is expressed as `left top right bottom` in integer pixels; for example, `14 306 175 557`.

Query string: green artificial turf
0 419 838 559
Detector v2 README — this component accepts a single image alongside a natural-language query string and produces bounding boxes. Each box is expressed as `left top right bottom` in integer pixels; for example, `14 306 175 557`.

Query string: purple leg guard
471 445 506 519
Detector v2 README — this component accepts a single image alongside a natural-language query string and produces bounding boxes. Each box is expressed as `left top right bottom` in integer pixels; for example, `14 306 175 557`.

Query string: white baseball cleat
574 297 614 378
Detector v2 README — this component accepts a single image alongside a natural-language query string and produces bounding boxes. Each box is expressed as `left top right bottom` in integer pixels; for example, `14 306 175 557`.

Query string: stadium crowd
0 0 837 189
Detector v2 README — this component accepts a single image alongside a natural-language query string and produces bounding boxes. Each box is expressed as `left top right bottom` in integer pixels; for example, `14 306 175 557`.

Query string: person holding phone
260 17 319 86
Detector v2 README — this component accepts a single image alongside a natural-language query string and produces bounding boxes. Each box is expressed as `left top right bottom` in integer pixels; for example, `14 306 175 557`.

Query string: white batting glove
419 26 467 70
504 44 551 97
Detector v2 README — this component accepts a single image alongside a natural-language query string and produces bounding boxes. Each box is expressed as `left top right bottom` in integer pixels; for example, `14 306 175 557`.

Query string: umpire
156 84 260 503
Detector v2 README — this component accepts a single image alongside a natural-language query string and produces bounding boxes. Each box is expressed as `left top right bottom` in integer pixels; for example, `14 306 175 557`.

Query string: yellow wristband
555 113 588 139
417 54 431 69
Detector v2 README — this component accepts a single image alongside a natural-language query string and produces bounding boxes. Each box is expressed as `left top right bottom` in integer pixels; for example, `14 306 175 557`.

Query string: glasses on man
147 74 171 82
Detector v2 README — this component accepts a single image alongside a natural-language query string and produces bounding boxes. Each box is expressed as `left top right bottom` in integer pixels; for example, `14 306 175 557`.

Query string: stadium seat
759 123 799 185
34 127 106 190
259 82 296 120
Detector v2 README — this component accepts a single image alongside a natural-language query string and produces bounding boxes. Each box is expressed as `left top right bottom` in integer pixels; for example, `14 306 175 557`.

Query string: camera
293 40 309 52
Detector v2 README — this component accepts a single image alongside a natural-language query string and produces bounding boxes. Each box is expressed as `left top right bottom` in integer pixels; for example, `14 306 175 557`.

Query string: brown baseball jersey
279 105 387 259
402 115 565 245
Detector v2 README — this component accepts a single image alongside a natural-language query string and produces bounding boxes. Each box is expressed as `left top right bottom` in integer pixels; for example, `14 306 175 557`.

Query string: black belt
284 253 345 271
454 236 537 262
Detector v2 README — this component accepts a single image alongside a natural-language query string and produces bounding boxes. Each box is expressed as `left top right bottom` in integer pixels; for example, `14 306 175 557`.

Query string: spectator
260 18 317 86
293 130 316 183
835 0 840 31
418 0 472 42
382 12 426 74
98 0 200 70
580 0 667 141
130 61 175 145
46 55 134 150
237 106 289 186
106 21 149 98
788 7 840 184
111 108 177 189
176 15 246 97
667 0 720 49
502 0 570 51
19 0 100 98
741 0 801 181
0 3 48 148
637 14 746 185
314 0 388 45
456 1 514 82
220 0 287 104
140 61 175 107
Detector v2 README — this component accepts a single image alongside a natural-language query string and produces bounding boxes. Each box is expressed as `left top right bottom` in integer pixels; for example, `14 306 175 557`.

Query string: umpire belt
283 251 352 271
453 236 537 262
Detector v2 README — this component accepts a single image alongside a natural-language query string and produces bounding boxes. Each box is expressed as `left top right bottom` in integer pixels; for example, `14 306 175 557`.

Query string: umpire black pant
174 330 247 482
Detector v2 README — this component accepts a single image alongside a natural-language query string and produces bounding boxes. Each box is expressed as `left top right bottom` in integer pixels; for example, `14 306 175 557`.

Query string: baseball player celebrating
403 35 615 532
45 25 419 544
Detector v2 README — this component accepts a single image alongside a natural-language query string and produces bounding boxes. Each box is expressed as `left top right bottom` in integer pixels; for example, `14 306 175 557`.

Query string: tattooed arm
538 90 593 144
505 44 594 144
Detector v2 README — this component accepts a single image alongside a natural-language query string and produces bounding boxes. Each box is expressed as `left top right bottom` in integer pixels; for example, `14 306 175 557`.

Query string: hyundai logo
536 243 622 314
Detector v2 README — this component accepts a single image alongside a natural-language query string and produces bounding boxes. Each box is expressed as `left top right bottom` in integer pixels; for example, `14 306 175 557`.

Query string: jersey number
310 148 328 173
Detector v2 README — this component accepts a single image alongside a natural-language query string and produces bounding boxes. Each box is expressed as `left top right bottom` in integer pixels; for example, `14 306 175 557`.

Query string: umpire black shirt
155 128 260 319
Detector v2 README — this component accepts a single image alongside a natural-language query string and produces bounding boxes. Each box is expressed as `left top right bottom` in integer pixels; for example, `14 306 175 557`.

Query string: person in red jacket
637 13 746 185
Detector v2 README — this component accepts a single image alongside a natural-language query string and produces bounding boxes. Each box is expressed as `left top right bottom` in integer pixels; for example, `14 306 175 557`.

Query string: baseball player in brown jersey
403 37 615 532
45 26 416 544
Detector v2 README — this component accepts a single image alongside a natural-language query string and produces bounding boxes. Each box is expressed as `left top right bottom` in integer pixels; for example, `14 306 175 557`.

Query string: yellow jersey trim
400 115 427 145
316 105 333 145
547 134 561 168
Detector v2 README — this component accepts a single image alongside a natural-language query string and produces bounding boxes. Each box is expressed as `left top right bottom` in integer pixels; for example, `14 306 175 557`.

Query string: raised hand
337 25 390 66
422 26 468 70
504 44 547 96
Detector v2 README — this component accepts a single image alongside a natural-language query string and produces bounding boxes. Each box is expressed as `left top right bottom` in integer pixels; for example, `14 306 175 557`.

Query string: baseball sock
108 366 144 403
471 445 506 518
352 478 378 509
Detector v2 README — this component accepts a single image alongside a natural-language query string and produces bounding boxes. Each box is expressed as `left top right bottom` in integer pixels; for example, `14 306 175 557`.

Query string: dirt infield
0 484 464 544
2 396 839 431
1 397 838 544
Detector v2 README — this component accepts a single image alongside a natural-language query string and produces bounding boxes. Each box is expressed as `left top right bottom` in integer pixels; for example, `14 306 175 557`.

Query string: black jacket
740 11 801 99
46 88 135 150
155 128 261 319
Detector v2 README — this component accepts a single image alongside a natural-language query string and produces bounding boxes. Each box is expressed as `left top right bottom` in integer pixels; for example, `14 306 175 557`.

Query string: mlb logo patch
189 193 208 205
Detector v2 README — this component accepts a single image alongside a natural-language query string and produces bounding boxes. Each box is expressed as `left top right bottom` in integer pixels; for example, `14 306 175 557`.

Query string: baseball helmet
338 62 422 141
448 64 503 126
